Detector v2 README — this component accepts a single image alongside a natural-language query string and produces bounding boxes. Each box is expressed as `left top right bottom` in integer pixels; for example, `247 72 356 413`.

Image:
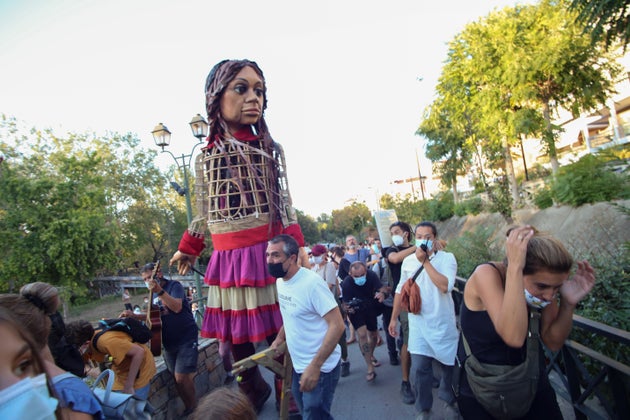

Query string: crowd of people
0 57 596 420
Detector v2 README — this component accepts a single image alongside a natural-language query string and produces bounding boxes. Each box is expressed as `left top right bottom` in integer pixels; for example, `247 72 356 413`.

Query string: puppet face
220 66 265 133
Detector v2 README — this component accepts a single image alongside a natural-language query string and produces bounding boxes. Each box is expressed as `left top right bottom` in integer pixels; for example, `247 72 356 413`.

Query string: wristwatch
158 290 165 296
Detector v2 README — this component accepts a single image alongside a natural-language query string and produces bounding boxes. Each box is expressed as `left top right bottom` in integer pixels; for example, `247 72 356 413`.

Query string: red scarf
206 127 259 148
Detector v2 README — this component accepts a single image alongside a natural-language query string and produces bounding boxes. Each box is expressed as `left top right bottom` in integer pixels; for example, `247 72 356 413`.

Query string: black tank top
460 262 526 366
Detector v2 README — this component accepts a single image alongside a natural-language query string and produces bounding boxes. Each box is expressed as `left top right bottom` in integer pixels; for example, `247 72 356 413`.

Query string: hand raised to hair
560 260 596 306
505 226 534 274
169 251 197 275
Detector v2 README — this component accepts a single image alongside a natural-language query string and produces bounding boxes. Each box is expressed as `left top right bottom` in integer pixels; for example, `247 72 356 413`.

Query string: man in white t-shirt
268 234 345 420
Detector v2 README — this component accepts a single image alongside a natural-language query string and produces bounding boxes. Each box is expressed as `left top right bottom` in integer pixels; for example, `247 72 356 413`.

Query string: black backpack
92 318 153 351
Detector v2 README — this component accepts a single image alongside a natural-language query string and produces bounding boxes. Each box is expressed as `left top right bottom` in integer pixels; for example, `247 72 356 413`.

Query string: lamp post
151 114 208 312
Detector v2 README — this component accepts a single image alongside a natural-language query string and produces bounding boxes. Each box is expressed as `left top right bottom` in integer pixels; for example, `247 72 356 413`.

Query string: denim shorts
163 340 198 374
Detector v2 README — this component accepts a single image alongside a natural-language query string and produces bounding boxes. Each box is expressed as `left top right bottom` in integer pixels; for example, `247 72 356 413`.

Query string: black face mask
268 260 288 278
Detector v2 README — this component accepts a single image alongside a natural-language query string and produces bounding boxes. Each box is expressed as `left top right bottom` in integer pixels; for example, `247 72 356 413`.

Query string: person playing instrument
168 59 306 413
131 262 199 415
456 226 596 419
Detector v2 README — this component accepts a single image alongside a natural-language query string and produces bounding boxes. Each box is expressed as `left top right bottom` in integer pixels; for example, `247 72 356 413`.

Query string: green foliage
569 244 630 366
296 209 321 245
533 185 554 209
486 176 513 220
328 202 372 240
454 196 484 216
379 193 429 226
426 191 454 221
446 226 503 278
0 116 176 295
570 0 630 50
551 154 628 206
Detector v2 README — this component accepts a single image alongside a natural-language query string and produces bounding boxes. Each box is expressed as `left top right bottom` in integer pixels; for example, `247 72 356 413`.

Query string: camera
346 297 364 311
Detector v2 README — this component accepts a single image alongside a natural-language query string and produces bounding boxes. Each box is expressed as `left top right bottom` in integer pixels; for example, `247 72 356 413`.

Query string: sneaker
415 410 431 420
341 360 350 377
443 403 459 420
401 380 415 405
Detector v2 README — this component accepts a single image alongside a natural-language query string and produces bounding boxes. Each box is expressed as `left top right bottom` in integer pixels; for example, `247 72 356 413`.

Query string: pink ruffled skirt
200 241 282 344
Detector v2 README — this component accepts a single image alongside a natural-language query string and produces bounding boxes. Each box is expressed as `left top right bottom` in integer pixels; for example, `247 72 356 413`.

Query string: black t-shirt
386 245 412 290
155 279 198 351
341 270 382 305
337 257 351 282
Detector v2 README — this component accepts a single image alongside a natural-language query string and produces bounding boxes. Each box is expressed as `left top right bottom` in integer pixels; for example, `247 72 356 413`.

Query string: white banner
373 209 398 247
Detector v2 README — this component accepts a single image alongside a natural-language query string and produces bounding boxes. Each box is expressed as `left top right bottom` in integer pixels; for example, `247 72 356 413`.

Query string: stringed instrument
145 260 163 356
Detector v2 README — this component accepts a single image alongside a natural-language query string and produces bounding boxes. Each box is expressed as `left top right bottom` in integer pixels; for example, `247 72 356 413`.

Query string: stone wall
148 338 225 419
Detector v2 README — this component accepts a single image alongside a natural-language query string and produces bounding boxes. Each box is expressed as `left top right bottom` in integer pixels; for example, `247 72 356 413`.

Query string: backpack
92 318 153 351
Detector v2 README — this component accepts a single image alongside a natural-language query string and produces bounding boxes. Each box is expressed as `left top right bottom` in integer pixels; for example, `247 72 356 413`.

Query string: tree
328 202 372 240
296 209 321 245
379 192 429 225
570 0 630 50
0 116 175 293
418 0 621 219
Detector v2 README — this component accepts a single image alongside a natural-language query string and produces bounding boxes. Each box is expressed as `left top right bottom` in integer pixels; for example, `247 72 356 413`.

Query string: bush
551 154 628 206
454 197 484 216
533 185 554 209
447 225 503 278
427 192 454 221
569 244 630 366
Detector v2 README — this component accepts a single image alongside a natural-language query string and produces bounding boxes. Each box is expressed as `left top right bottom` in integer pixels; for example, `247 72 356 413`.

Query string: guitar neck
145 288 152 328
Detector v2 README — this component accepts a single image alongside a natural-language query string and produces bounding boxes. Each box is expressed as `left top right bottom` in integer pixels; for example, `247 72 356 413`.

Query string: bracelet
158 290 165 296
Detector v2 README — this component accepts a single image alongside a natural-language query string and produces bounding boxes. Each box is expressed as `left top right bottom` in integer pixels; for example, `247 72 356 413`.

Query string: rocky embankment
436 200 630 259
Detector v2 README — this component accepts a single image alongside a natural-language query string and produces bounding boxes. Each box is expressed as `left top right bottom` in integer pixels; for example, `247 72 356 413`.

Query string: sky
0 0 530 218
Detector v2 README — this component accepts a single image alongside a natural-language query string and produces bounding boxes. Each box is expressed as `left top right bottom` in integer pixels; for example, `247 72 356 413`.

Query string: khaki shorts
399 310 409 346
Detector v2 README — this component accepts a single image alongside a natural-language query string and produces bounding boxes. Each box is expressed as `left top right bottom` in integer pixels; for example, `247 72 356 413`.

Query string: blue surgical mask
524 289 551 309
416 239 433 251
313 256 324 264
0 374 58 419
353 276 367 286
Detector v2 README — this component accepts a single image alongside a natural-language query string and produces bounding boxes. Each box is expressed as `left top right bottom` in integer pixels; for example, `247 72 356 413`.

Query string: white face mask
524 288 551 309
0 374 58 419
391 235 404 247
313 255 323 264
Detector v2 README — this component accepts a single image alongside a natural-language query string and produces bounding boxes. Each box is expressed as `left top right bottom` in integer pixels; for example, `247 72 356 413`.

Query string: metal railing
453 277 629 420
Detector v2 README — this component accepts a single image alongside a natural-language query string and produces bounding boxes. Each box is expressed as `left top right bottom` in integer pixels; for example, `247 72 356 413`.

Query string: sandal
371 358 381 367
366 371 377 382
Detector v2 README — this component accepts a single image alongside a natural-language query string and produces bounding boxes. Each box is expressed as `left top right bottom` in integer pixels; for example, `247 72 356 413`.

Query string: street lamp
152 116 208 311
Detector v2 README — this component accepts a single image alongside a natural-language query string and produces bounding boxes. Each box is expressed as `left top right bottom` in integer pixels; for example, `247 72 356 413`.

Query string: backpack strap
92 319 114 352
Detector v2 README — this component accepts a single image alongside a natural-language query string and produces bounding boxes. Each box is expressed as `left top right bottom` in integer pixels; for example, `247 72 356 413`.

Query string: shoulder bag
91 369 154 420
462 310 541 419
400 265 424 314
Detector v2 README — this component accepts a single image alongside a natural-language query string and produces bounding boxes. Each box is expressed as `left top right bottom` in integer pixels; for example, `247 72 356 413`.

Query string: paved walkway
253 324 576 420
